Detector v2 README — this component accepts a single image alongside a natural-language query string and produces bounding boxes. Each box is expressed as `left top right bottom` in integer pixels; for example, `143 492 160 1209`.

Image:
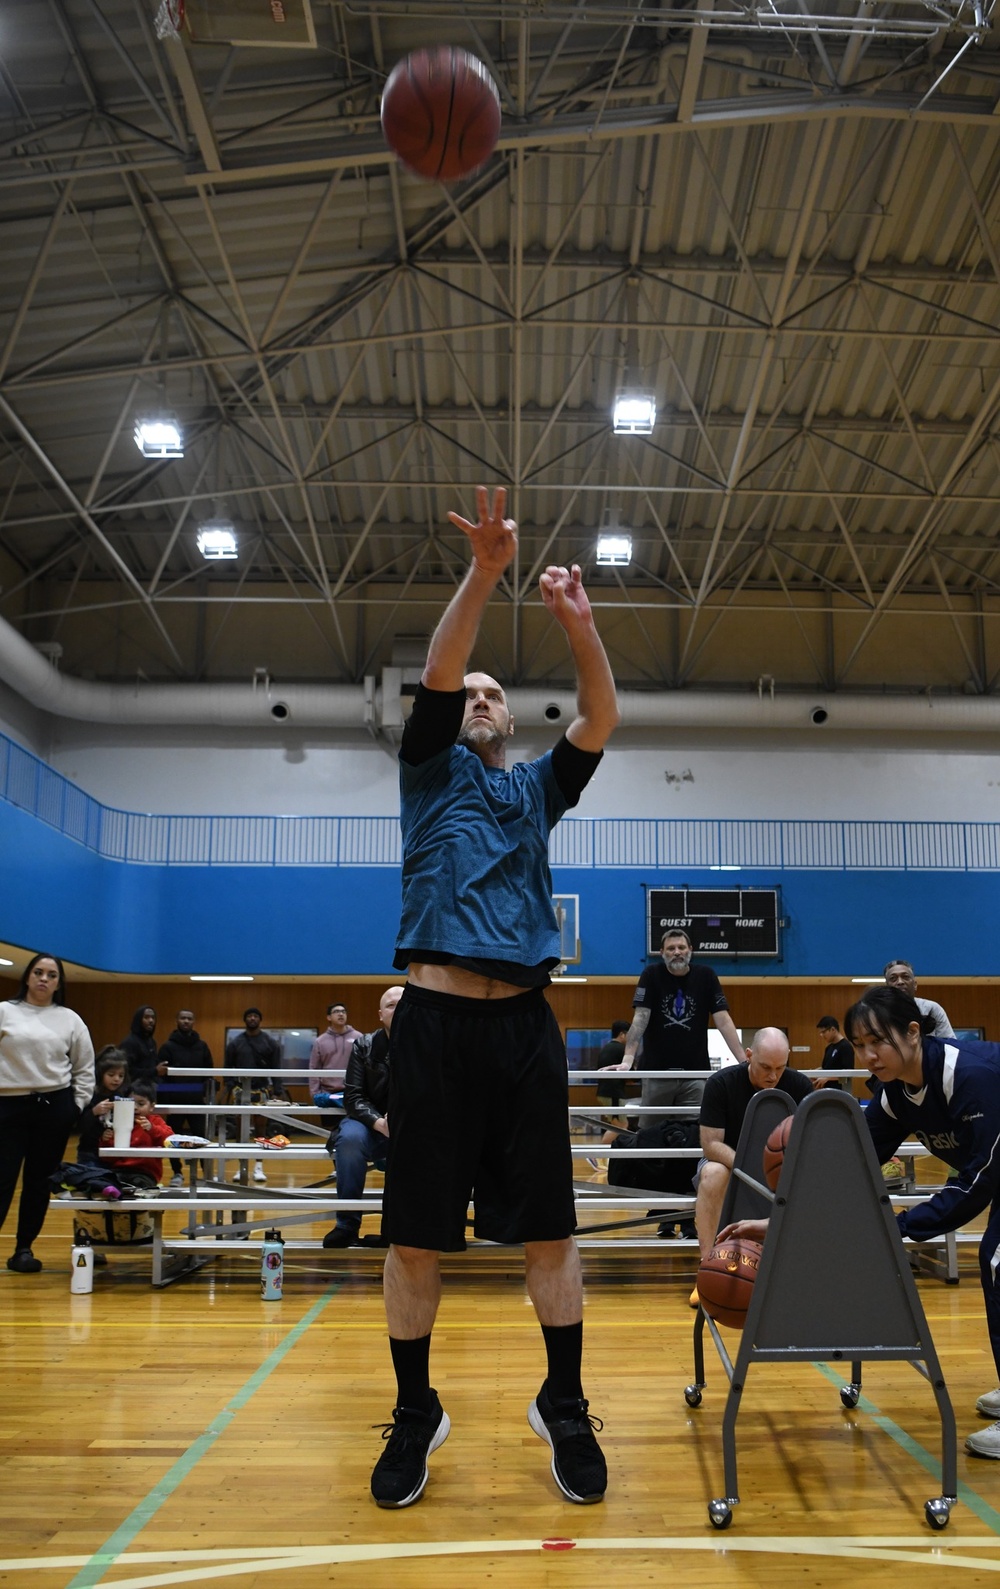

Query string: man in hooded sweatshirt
156 1010 214 1185
119 1006 159 1092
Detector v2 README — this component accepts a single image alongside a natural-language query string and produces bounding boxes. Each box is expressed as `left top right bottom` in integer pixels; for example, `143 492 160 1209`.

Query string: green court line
815 1363 1000 1534
65 1287 340 1589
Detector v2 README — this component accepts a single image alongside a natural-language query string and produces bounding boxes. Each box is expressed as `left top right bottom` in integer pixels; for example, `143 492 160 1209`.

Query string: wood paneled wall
2 973 995 1071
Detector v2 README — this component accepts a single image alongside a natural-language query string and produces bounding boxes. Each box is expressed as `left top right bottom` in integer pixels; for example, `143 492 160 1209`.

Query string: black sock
389 1334 433 1412
540 1321 584 1404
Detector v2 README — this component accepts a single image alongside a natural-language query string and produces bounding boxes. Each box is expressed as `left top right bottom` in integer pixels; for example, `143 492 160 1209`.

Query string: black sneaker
528 1381 607 1503
370 1390 450 1508
322 1227 356 1249
6 1248 42 1273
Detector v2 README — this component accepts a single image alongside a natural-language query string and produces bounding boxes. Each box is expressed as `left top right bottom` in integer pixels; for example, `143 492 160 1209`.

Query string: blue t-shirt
395 741 568 969
865 1035 1000 1240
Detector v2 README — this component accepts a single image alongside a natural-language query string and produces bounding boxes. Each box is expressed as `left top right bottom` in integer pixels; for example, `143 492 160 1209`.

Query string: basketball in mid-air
762 1114 794 1192
697 1237 762 1329
380 47 502 183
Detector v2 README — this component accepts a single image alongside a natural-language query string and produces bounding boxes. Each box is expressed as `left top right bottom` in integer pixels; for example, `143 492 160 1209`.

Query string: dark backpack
606 1119 701 1194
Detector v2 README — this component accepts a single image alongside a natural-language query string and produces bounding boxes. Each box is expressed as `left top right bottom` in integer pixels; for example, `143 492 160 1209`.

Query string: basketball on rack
697 1236 762 1329
762 1114 794 1192
380 47 502 183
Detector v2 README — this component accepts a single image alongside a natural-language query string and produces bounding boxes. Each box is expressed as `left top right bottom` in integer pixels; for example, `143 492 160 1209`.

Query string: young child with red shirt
100 1081 173 1190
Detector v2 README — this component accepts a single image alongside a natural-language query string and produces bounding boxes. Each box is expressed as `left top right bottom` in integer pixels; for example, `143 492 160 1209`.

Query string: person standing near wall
225 1008 281 1183
119 1005 158 1092
884 960 955 1039
0 952 94 1273
309 1002 360 1127
157 1010 214 1184
815 1014 854 1090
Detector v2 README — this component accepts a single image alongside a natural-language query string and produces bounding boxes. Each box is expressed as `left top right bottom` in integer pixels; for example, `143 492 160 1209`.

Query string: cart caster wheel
708 1499 732 1530
840 1384 860 1409
684 1385 703 1408
925 1497 951 1530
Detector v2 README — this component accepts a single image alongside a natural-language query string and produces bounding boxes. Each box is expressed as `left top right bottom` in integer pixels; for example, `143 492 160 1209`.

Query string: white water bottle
70 1236 94 1294
261 1229 284 1301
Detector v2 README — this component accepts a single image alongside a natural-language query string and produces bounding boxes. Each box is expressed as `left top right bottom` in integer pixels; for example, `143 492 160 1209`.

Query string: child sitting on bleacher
51 1047 134 1199
99 1080 173 1191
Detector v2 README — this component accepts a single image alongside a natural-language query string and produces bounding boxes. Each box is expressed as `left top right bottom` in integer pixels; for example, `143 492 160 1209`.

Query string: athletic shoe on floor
169 1173 184 1187
321 1227 355 1249
977 1389 1000 1418
253 1162 267 1183
7 1248 42 1273
370 1390 450 1508
528 1380 607 1504
966 1420 1000 1457
678 1220 697 1241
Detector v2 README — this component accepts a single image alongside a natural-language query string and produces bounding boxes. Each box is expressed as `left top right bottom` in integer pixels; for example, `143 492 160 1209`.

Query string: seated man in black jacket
322 985 403 1249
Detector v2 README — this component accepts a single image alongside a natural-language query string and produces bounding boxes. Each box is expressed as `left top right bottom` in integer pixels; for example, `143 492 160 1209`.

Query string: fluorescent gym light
134 417 183 458
596 533 632 566
851 977 882 983
0 957 12 966
189 975 255 982
612 394 656 434
196 521 238 560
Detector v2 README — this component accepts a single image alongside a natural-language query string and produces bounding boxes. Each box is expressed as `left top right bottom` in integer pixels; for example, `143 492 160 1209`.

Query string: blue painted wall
3 797 999 976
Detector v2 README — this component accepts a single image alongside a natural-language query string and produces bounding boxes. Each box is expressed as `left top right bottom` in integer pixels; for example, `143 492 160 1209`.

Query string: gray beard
458 721 505 756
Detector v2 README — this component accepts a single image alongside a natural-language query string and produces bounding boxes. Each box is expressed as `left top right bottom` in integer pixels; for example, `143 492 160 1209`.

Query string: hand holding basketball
697 1236 762 1329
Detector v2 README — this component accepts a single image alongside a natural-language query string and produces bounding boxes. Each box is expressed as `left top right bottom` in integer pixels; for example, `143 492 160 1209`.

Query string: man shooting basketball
370 485 619 1510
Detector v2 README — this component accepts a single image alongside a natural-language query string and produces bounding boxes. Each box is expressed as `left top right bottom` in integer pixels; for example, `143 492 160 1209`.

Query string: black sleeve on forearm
550 733 603 808
399 682 467 766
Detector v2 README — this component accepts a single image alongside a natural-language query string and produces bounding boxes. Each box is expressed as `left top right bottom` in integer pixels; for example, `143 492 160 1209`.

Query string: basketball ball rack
684 1088 957 1532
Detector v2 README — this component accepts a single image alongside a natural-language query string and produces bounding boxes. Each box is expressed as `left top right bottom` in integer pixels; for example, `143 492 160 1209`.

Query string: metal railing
0 727 993 871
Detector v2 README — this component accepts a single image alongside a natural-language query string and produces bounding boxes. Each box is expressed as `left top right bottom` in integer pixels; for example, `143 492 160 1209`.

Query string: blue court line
815 1363 1000 1534
65 1287 339 1589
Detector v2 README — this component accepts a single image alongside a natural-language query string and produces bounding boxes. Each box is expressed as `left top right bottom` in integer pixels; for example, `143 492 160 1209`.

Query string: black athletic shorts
382 982 576 1252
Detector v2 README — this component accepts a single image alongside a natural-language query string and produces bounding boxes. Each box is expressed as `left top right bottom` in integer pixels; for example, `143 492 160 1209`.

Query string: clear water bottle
70 1234 95 1294
261 1228 284 1300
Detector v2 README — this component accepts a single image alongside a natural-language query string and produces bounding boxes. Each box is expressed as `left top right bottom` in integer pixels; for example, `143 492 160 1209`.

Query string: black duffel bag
606 1119 701 1194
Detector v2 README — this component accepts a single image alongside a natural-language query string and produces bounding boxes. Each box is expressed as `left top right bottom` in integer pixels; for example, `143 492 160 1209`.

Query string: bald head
379 985 405 1031
747 1027 790 1088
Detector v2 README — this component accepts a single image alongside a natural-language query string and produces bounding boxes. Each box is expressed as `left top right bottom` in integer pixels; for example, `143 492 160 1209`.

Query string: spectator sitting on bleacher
100 1081 172 1192
322 985 403 1249
690 1028 812 1304
77 1047 132 1165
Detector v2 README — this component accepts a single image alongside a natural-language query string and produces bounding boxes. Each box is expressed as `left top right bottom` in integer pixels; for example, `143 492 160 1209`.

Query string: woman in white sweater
0 952 95 1273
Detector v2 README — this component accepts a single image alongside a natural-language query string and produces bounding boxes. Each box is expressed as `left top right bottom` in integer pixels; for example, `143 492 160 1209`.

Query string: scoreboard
647 886 781 959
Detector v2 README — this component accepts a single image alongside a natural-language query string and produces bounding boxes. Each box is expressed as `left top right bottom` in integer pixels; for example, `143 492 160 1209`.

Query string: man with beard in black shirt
225 1008 281 1183
156 1009 214 1185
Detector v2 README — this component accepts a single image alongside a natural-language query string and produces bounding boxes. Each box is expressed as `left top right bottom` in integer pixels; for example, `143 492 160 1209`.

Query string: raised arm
422 486 517 691
539 564 620 752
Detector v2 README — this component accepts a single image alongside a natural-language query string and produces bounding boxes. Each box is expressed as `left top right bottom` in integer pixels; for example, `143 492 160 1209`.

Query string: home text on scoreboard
647 887 781 958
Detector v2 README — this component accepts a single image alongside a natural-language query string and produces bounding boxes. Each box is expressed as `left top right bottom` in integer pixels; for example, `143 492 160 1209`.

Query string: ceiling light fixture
612 393 656 434
134 416 183 458
596 533 632 566
196 520 238 560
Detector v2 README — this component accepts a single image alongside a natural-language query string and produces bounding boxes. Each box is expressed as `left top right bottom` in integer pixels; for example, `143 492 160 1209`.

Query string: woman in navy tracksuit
846 984 1000 1459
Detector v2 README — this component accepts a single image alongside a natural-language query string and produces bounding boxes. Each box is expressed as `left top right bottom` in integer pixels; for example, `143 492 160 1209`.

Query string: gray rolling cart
685 1088 957 1532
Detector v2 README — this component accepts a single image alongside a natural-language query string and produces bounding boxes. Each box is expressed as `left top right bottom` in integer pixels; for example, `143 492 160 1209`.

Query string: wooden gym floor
3 1164 1000 1588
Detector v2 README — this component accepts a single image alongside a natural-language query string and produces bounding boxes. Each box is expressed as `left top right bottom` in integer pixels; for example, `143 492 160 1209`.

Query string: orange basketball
762 1113 794 1191
381 47 502 183
697 1237 762 1329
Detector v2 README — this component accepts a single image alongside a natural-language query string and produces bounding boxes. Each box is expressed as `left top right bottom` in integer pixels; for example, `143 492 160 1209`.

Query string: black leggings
0 1088 78 1249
